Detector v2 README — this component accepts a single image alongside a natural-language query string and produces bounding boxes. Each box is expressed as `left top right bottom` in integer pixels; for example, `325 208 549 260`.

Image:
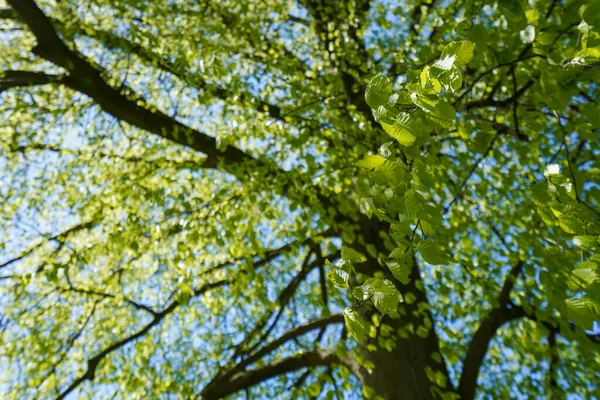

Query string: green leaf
370 160 407 187
307 383 321 397
363 386 376 399
380 111 422 146
438 41 476 67
356 155 386 170
466 24 488 46
526 9 539 24
404 188 423 217
583 1 600 26
352 285 368 301
378 141 394 158
428 101 456 127
499 0 527 29
344 308 368 344
354 278 403 317
573 261 599 286
417 204 444 228
413 160 436 190
566 297 599 330
365 74 393 109
417 240 451 265
558 216 584 234
532 182 552 203
360 196 375 218
573 236 599 251
341 246 367 263
175 283 193 305
389 246 410 259
327 269 348 288
406 85 455 127
430 65 463 93
326 259 355 288
387 258 412 285
573 267 598 286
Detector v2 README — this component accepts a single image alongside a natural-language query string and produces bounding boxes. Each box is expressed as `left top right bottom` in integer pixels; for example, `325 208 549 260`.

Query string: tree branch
299 0 376 127
36 300 100 390
2 5 287 123
317 250 329 312
287 14 310 26
55 279 229 400
7 1 248 166
203 314 344 396
61 286 157 315
53 228 338 399
547 330 559 398
388 1 438 76
240 314 343 370
0 220 94 270
465 79 534 110
8 0 354 233
9 0 258 167
229 249 340 363
67 24 287 123
9 142 209 170
443 133 499 214
199 349 341 400
458 260 525 400
515 305 600 346
0 70 64 93
0 8 18 19
7 0 331 213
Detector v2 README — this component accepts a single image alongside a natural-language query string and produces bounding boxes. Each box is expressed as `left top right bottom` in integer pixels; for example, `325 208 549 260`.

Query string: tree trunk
360 270 451 399
354 220 453 399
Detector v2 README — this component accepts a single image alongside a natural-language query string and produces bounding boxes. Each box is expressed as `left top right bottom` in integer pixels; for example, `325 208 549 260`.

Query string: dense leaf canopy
1 0 600 399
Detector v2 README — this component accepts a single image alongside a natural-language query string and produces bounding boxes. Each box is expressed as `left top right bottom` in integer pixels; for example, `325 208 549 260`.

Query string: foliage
1 0 600 399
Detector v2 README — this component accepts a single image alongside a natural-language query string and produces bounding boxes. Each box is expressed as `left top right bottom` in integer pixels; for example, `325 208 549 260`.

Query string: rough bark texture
355 220 452 400
361 274 450 398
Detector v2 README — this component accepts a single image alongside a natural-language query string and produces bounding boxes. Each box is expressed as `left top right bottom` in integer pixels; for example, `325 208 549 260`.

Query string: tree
1 0 600 398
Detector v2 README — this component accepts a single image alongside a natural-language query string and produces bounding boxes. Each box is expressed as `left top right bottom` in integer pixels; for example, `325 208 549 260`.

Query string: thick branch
229 249 340 363
547 330 559 398
317 257 329 311
2 6 285 122
68 25 286 122
7 0 316 202
240 314 344 369
8 1 250 166
0 8 18 19
199 349 340 400
203 314 344 396
458 260 525 400
8 0 347 228
0 70 64 93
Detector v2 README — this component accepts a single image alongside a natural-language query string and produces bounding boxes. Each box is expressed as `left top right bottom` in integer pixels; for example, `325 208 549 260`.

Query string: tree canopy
1 0 600 399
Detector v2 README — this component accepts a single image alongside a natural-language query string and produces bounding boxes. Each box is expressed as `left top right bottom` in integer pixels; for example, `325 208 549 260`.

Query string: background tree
1 0 600 399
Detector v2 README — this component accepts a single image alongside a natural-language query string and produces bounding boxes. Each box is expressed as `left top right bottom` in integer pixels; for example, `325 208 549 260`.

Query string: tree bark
359 269 451 399
354 220 453 399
